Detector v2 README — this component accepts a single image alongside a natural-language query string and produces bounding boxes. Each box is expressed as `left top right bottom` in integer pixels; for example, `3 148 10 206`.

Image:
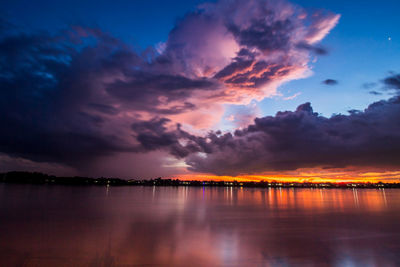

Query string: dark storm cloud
184 96 400 174
0 22 205 166
88 103 120 115
131 118 201 158
213 49 256 80
227 18 292 52
322 79 338 85
154 102 197 115
132 93 400 175
106 73 215 105
0 37 133 165
0 19 220 167
0 0 340 174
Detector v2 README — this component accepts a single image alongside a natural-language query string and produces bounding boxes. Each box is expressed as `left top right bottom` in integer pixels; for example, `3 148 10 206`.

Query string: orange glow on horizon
169 170 400 183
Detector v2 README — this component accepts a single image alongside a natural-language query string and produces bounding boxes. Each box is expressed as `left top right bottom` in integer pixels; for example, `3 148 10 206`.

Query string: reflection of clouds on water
116 194 240 266
111 187 399 266
0 185 399 266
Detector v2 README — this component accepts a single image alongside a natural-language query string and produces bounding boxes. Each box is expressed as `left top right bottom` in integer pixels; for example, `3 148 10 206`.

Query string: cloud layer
133 94 400 176
0 0 340 175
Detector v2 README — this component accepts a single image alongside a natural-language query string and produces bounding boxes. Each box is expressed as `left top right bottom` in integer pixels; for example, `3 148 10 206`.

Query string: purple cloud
185 97 400 174
132 93 400 176
0 0 341 176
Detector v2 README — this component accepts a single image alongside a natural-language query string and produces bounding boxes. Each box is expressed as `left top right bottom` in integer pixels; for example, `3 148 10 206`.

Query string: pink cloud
0 0 341 178
305 12 341 44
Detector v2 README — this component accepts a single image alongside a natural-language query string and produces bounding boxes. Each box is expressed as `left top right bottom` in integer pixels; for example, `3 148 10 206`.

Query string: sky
1 0 400 181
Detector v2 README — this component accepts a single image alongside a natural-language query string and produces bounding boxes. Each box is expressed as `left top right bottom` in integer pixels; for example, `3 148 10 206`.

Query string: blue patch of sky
0 0 207 49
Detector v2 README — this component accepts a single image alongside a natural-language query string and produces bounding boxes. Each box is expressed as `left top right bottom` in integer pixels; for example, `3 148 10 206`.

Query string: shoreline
1 171 399 189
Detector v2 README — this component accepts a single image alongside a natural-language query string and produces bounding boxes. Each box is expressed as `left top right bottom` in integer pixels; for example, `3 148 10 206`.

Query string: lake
0 184 399 266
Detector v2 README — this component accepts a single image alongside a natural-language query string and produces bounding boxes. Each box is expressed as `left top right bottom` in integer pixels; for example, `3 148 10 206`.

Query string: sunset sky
1 0 400 181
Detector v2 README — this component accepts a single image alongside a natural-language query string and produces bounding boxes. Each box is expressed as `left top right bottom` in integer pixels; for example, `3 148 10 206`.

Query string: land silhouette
1 171 399 189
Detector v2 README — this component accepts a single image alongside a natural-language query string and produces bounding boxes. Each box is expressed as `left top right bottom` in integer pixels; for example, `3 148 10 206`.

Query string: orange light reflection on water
1 185 400 266
187 187 392 212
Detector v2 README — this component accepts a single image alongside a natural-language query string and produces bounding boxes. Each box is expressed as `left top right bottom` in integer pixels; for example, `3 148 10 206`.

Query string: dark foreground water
0 184 399 266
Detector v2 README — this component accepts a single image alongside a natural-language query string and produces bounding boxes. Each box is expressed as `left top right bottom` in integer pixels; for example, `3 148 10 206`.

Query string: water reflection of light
176 187 188 212
381 188 387 207
1 186 399 266
353 188 359 208
105 185 110 196
268 187 272 204
230 187 233 205
238 188 393 212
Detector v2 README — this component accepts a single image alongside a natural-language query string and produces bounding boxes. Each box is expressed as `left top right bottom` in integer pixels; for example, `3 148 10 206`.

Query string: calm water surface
0 184 399 266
